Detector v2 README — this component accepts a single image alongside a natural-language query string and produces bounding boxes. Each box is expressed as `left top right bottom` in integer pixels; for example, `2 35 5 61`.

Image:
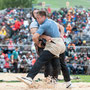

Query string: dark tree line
0 0 37 9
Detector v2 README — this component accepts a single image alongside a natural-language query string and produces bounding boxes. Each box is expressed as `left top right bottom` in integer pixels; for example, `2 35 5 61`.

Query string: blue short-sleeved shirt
36 18 60 37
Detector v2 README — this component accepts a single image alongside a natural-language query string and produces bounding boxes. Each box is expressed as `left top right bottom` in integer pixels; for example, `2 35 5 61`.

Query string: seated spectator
72 63 78 74
82 40 87 46
27 56 32 65
67 12 71 22
14 20 21 31
87 59 90 75
0 26 7 39
68 47 75 57
12 33 19 41
20 57 29 73
77 65 84 74
8 51 12 59
0 55 5 72
4 59 10 72
4 54 9 61
68 42 76 50
67 64 74 74
23 19 29 28
76 39 82 46
66 23 72 33
83 56 89 74
2 46 8 54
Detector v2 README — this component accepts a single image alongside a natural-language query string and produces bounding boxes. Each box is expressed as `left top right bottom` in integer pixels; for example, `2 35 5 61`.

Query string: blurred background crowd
0 7 90 74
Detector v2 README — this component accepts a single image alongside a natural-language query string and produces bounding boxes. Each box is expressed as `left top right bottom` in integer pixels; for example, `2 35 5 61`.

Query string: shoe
16 76 32 86
66 83 72 88
66 81 72 88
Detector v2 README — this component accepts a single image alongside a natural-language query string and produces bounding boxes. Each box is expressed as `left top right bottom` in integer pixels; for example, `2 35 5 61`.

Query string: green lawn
71 75 90 83
35 0 90 9
0 75 90 83
58 75 90 83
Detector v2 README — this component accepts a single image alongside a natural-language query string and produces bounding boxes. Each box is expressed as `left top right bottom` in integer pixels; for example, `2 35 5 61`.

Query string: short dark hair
15 47 18 49
37 10 47 17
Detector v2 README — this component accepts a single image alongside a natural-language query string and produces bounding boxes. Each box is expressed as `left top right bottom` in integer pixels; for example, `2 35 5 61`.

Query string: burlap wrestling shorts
44 38 66 57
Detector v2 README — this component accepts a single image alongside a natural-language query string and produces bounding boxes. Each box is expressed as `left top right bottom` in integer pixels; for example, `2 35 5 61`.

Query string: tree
0 0 37 9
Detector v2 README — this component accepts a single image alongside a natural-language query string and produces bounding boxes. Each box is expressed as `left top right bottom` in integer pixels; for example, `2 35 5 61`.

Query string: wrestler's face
36 14 45 24
33 10 38 19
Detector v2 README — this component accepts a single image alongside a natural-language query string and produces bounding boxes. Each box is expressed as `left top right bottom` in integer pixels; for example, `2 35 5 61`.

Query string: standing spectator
11 47 19 73
8 40 15 53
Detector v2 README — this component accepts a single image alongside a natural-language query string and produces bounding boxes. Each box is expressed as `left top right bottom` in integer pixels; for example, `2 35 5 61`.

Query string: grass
0 75 90 83
58 75 90 83
0 80 21 83
71 75 90 83
34 0 90 9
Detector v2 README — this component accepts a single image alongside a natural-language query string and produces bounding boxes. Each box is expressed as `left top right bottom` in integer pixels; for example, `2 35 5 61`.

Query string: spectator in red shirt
4 59 10 72
14 20 21 30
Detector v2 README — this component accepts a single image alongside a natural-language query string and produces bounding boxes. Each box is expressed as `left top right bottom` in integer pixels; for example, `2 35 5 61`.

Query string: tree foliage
0 0 37 9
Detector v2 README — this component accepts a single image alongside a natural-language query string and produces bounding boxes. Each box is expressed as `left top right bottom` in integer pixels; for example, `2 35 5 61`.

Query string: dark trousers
44 58 60 79
59 53 70 82
37 47 60 78
13 60 18 73
27 50 70 82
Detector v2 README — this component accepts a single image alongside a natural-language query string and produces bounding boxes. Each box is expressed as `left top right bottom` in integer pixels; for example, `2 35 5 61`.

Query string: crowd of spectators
0 8 37 73
50 7 90 74
0 7 90 74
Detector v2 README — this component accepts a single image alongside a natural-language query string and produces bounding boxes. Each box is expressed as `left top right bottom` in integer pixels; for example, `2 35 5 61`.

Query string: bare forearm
32 33 40 47
40 35 52 41
11 55 14 63
11 55 13 60
59 25 64 36
40 35 49 39
57 24 64 36
33 37 39 46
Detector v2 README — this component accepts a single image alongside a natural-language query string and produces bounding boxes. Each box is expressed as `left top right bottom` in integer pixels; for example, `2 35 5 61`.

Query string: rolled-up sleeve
36 25 45 35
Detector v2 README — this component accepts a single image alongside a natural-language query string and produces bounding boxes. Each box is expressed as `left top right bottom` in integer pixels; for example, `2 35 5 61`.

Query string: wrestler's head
36 10 47 24
32 9 39 20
